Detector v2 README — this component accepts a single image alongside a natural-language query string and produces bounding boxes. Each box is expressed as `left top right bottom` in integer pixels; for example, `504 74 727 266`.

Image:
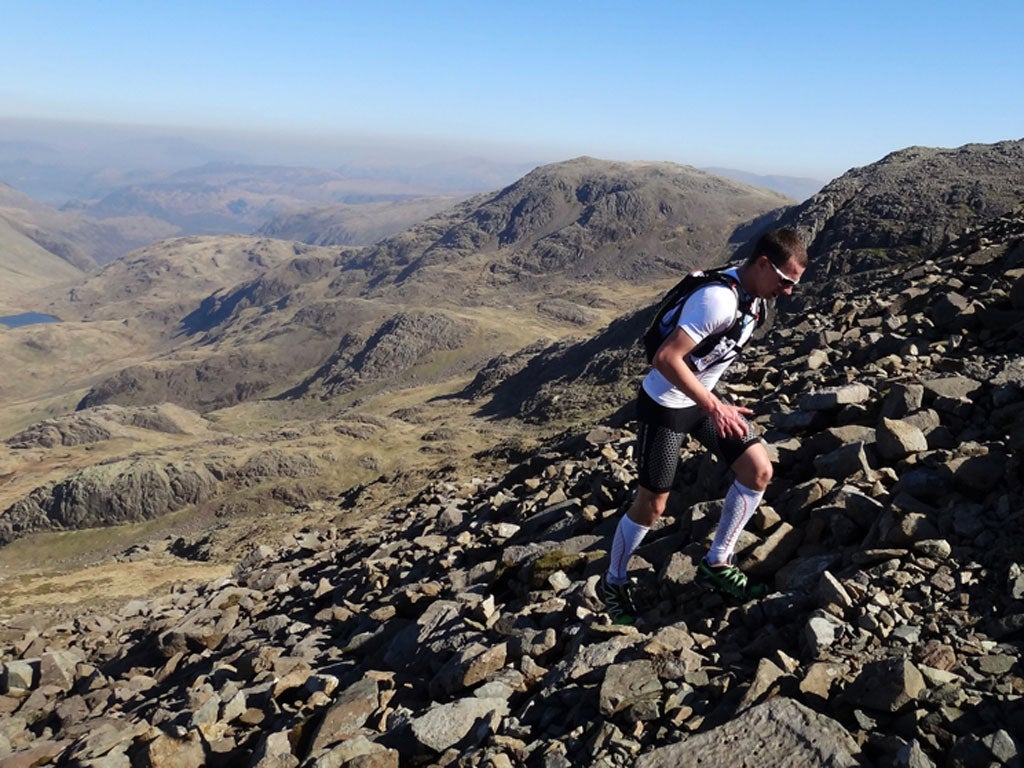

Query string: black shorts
635 387 762 493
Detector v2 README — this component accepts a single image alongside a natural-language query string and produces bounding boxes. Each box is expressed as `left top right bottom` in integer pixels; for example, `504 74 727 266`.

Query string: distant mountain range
51 158 790 413
0 120 824 269
701 167 825 202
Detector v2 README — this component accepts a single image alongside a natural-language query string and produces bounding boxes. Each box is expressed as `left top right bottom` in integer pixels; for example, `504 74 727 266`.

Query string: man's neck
735 262 756 297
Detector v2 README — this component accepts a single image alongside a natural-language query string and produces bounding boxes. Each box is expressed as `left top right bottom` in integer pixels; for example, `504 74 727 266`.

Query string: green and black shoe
696 559 767 601
600 576 643 625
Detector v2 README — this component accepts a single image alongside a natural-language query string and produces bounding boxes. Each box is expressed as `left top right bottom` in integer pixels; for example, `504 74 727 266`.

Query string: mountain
0 214 83 307
0 181 177 276
52 235 342 336
255 195 467 246
67 158 793 412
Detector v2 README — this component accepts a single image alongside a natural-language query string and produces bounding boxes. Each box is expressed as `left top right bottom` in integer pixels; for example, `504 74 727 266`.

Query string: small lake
0 312 62 329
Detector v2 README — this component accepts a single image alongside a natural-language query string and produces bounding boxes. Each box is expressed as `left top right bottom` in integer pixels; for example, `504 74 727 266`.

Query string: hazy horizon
2 2 1021 186
0 116 831 205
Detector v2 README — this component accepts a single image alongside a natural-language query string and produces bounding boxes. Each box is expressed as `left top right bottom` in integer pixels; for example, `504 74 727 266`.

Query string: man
602 228 807 623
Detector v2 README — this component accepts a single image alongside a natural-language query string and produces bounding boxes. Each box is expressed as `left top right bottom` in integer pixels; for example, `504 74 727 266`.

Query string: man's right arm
651 327 753 439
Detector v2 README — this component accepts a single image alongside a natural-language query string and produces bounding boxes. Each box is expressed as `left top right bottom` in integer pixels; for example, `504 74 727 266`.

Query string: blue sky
1 0 1021 180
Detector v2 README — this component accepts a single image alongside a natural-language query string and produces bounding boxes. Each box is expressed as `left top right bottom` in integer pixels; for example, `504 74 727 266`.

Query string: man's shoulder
691 277 741 307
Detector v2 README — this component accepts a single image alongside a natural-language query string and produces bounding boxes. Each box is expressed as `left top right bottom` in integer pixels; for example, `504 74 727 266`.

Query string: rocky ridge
2 213 1024 765
777 139 1024 284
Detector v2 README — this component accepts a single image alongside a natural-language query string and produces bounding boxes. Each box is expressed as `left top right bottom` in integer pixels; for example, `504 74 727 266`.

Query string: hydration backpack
641 269 763 366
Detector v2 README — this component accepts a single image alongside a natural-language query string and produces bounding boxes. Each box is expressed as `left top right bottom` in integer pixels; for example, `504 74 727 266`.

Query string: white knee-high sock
608 516 650 585
708 481 764 565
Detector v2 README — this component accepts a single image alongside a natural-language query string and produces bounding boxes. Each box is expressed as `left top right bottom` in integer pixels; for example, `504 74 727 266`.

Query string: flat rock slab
634 697 860 768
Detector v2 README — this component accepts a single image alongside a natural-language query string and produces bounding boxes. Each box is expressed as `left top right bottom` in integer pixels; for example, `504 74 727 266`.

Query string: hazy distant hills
255 195 467 246
68 162 458 236
702 167 825 202
0 181 177 302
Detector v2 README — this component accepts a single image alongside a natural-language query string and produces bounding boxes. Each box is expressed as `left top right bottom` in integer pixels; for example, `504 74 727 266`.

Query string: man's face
759 255 805 299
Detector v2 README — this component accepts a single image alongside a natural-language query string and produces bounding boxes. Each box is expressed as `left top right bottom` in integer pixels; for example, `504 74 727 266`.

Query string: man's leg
607 417 684 585
603 417 686 622
707 442 772 565
691 421 772 599
608 486 668 584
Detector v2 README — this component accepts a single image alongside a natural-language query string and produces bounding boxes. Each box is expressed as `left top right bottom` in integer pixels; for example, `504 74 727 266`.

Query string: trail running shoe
601 576 642 625
696 559 767 601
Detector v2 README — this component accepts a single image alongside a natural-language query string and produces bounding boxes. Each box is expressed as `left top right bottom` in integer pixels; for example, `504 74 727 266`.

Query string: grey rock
881 383 925 419
877 418 929 460
408 696 509 753
599 660 661 720
799 383 873 411
1 659 40 693
634 697 860 767
921 376 982 401
804 610 843 656
311 735 400 768
429 642 508 699
814 442 872 481
844 657 925 713
775 554 842 592
308 677 380 752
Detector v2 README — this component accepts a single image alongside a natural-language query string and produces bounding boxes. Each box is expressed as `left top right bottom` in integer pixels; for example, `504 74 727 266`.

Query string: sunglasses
767 259 799 288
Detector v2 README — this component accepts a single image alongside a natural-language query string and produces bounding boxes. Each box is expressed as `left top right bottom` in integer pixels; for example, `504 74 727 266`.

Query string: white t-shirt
642 268 759 409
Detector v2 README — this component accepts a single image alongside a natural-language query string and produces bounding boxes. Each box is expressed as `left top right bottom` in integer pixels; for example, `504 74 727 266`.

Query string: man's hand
705 398 754 439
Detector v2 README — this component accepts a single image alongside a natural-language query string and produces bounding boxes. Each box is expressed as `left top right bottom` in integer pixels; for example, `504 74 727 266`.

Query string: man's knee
629 487 670 526
749 460 773 491
735 445 773 491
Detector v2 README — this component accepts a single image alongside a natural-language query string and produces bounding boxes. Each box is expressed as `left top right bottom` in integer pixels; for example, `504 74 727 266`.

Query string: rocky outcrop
0 449 323 546
297 311 477 399
0 459 219 545
75 353 305 413
5 404 212 449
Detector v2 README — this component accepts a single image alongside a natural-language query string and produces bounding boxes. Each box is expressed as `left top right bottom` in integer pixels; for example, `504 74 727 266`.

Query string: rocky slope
2 212 1023 766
